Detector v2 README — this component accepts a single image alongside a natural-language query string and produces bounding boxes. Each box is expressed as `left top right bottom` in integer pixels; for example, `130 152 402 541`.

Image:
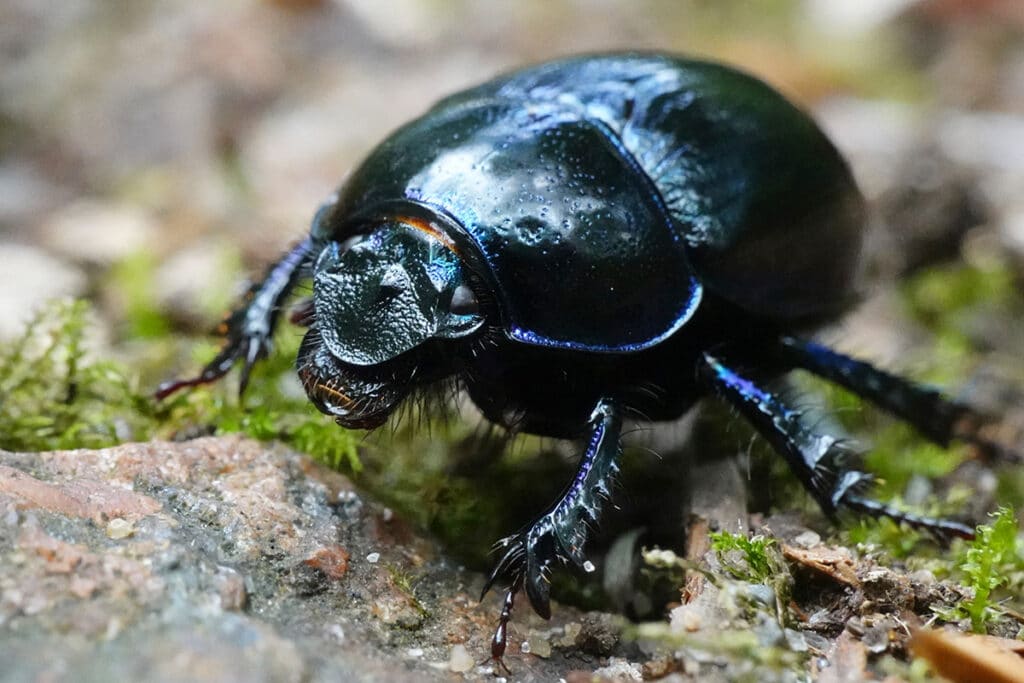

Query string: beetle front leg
156 238 315 400
698 352 974 541
481 397 622 663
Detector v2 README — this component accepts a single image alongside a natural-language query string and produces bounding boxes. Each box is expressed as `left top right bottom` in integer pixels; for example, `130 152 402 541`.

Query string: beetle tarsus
482 578 521 675
840 493 975 542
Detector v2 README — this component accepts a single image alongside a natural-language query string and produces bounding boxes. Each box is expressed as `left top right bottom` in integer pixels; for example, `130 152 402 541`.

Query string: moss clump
0 297 362 474
863 425 965 498
0 299 157 451
903 261 1017 328
107 252 172 339
710 531 777 584
935 507 1024 633
843 517 926 560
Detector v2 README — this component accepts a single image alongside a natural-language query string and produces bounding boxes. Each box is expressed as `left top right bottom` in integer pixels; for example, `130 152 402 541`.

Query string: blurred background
2 0 1024 351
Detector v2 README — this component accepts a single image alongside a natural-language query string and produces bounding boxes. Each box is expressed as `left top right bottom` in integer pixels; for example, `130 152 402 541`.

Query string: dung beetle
158 53 1006 668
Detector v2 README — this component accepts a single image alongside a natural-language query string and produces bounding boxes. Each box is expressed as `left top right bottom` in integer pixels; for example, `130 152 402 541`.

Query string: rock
870 147 989 278
447 643 474 673
589 657 644 682
0 437 596 681
575 611 622 657
0 244 87 339
154 238 239 328
41 200 159 267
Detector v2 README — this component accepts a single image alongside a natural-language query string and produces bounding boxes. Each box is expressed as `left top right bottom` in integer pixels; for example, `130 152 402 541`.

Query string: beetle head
298 220 484 428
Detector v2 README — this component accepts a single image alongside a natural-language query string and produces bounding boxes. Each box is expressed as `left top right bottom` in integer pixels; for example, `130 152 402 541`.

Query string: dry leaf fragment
911 627 1024 683
782 543 860 587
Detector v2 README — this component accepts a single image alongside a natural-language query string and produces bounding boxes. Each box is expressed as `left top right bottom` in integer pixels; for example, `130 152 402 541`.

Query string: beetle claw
482 527 557 620
156 312 272 401
155 239 312 402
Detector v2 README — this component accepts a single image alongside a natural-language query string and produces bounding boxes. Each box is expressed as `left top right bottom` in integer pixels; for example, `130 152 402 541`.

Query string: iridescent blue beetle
159 53 1002 667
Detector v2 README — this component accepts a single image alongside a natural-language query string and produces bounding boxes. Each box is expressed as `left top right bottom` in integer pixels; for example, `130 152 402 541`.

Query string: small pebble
862 624 891 654
69 575 97 599
559 622 582 647
592 658 643 682
448 644 474 673
784 628 808 652
669 604 703 633
366 552 380 564
214 565 248 611
406 647 424 658
337 490 361 505
106 518 134 539
792 530 821 548
42 199 157 266
527 631 552 658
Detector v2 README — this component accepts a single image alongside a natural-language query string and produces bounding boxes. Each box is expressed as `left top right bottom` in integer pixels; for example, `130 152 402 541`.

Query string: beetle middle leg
481 397 622 664
698 351 974 541
156 237 315 400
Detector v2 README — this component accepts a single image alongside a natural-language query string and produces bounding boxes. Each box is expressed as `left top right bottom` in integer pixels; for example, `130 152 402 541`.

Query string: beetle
158 52 1005 668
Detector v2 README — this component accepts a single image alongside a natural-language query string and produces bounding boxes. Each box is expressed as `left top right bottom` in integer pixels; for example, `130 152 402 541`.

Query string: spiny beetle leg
480 398 622 656
698 351 974 540
155 238 314 401
777 336 1017 462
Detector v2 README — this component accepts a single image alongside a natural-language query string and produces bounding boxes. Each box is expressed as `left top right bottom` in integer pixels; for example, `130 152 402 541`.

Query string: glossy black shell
318 53 866 351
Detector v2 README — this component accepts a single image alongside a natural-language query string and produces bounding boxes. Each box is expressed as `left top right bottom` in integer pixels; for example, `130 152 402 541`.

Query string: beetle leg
156 238 315 400
698 352 974 542
776 336 1017 462
480 398 622 660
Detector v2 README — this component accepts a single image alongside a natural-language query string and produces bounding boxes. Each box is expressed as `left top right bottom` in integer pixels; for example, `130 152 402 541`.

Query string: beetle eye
449 284 479 315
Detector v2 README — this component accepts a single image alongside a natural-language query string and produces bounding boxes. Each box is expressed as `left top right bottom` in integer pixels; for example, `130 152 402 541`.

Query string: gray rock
0 243 87 339
0 437 599 682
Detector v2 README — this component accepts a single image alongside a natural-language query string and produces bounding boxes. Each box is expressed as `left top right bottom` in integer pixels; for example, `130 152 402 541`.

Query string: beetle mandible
158 53 1005 668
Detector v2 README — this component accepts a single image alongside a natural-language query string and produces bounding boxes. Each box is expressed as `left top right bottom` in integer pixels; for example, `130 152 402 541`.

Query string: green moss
710 531 776 584
937 507 1024 633
904 262 1017 326
630 624 808 683
0 299 158 451
108 252 172 339
863 423 966 499
385 564 429 620
0 295 362 477
843 517 926 560
157 328 363 472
